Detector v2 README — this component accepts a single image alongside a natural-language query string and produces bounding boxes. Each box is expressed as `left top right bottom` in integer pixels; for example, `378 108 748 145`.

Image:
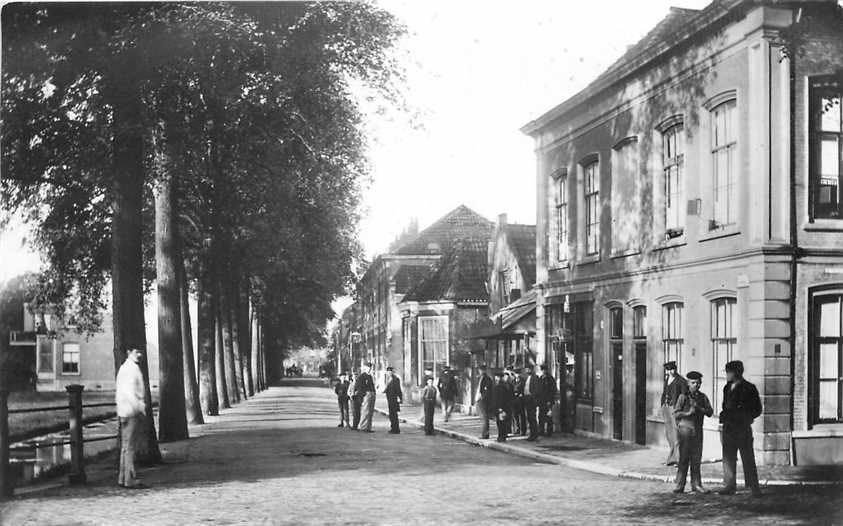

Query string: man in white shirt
116 348 147 488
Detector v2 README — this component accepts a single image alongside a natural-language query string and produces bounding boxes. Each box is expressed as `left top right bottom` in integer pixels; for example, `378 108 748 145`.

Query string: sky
0 0 714 296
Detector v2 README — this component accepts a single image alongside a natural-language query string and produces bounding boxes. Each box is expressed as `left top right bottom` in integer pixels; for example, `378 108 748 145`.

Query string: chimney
497 213 507 228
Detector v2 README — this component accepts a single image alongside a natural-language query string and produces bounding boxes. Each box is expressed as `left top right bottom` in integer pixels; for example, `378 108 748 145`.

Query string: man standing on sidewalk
384 367 403 434
476 364 493 439
660 361 688 465
335 372 351 428
116 348 147 489
349 371 362 430
438 365 458 422
492 369 514 442
672 371 713 494
719 360 762 497
521 364 539 441
421 377 438 436
511 369 526 436
537 364 557 437
357 363 377 432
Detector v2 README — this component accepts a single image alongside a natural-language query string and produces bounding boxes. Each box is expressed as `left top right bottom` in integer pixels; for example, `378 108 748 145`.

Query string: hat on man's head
386 366 394 372
539 364 548 371
443 365 451 370
524 364 534 371
478 364 488 371
686 371 703 380
724 360 744 375
365 362 373 367
663 361 677 371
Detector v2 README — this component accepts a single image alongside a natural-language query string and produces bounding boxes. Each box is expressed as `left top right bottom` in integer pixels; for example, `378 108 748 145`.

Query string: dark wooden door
612 342 623 441
634 342 647 445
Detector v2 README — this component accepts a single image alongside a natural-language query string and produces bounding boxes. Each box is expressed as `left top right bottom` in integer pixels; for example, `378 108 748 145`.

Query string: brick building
522 0 843 465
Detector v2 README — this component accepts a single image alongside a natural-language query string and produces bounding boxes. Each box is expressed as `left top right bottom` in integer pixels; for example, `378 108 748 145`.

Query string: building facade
523 1 843 465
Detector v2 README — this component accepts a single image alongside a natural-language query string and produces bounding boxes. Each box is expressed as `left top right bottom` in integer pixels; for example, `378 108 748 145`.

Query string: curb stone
374 408 843 488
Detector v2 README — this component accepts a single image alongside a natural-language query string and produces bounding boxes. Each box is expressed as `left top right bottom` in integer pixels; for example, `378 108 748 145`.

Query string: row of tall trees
1 2 404 459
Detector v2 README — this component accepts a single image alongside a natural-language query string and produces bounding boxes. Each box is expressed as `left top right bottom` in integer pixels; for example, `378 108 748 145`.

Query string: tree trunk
179 266 204 425
153 165 189 442
215 311 230 409
250 301 260 393
230 279 247 400
197 268 218 416
110 83 161 465
220 283 239 404
241 291 254 397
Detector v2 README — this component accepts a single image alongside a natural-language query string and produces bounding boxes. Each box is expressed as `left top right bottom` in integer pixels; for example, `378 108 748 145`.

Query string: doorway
612 342 623 441
634 342 647 445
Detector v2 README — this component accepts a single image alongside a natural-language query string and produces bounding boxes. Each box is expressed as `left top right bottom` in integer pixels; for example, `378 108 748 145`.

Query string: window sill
653 236 687 251
803 219 843 232
610 248 641 259
794 424 843 438
699 226 740 242
549 261 570 271
578 254 601 265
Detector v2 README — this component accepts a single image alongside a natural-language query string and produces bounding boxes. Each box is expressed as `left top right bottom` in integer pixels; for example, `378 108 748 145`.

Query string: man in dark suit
719 360 762 497
491 369 514 442
356 362 377 433
537 364 557 437
384 366 403 434
349 371 362 430
521 364 539 441
660 361 688 465
476 364 493 439
438 365 458 422
334 372 351 428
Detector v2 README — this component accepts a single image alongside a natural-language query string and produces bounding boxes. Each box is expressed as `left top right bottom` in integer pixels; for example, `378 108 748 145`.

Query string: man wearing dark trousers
511 369 525 436
384 366 403 434
421 377 437 435
537 364 557 437
661 361 688 465
356 363 377 432
719 360 762 497
438 365 458 422
672 371 714 493
335 372 351 428
521 364 539 441
476 364 493 439
491 369 514 442
349 371 362 430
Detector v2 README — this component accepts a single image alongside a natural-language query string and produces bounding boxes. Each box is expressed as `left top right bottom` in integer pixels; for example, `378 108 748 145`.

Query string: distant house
480 214 538 372
7 303 159 392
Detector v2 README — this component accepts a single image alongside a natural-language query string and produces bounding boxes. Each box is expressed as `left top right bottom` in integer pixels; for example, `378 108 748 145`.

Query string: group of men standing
334 363 404 434
659 360 763 497
475 363 557 442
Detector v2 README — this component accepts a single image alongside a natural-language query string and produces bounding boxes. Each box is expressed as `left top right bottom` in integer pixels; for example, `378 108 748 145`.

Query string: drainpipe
787 8 801 458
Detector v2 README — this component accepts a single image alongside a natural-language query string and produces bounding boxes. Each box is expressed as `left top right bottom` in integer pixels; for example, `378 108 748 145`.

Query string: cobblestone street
1 379 841 526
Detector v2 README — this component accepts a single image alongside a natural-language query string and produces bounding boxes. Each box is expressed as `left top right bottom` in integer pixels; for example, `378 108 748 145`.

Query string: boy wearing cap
660 361 688 465
335 372 351 428
672 371 714 493
719 360 762 497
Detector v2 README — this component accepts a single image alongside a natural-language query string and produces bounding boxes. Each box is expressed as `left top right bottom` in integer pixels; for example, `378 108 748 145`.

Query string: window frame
417 315 449 385
554 170 569 262
583 160 600 256
809 76 843 221
661 123 685 237
709 99 738 230
61 342 81 375
810 290 843 425
710 297 737 410
632 305 647 340
661 302 684 372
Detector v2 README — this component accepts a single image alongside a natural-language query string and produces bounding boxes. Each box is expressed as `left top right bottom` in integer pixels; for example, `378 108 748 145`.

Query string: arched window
709 98 738 229
661 302 684 371
661 122 685 237
710 297 737 408
633 305 647 340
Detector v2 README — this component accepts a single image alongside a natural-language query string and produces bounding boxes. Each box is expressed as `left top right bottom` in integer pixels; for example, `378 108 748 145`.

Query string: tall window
810 77 842 219
418 316 448 383
574 304 594 402
611 139 641 254
62 343 80 374
662 123 685 236
661 302 684 371
555 172 569 261
711 100 738 228
583 161 600 255
711 298 736 409
633 306 647 340
609 307 623 340
37 338 54 374
813 292 843 423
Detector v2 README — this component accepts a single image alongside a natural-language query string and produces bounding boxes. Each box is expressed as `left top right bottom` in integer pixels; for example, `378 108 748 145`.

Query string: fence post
0 389 11 499
66 384 86 485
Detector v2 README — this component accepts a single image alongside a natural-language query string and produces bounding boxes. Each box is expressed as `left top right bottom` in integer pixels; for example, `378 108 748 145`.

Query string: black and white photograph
0 1 842 524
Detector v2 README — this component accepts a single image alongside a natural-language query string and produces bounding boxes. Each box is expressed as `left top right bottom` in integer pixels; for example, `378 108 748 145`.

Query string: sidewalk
375 400 843 487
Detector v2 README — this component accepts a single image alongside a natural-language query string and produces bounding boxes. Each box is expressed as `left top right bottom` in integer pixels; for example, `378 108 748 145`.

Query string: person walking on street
719 360 763 497
660 361 688 465
537 364 557 437
335 372 351 428
357 363 377 432
672 371 714 494
476 364 493 439
492 369 514 442
384 367 403 434
521 364 539 441
116 348 147 489
438 365 458 422
421 377 438 435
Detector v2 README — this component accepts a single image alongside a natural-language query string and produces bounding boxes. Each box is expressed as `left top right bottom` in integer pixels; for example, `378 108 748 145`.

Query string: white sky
0 0 713 296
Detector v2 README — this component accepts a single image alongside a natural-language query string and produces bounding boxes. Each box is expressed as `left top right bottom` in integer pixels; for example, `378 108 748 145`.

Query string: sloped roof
402 238 489 303
493 288 537 330
393 263 436 294
394 205 494 255
522 2 745 134
504 223 536 288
